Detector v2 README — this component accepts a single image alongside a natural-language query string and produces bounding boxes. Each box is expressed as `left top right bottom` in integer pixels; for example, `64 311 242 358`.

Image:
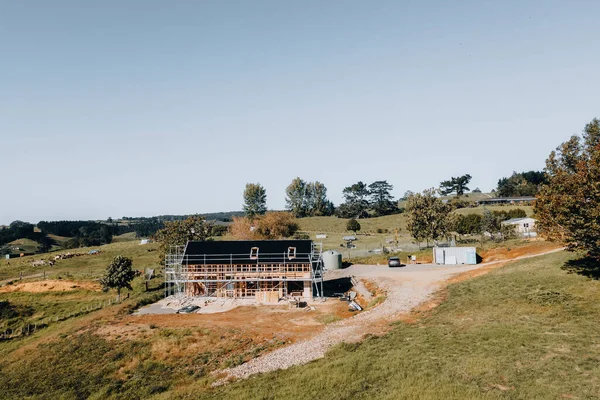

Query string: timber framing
164 240 324 301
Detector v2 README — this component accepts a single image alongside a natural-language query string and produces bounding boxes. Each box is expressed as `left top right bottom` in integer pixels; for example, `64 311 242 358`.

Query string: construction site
164 240 325 303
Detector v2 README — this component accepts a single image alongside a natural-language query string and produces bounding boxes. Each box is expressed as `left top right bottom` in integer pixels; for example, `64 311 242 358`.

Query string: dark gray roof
478 197 536 202
181 240 313 265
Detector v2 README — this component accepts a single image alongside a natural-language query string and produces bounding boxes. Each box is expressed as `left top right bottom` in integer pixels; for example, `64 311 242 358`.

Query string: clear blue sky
1 1 599 224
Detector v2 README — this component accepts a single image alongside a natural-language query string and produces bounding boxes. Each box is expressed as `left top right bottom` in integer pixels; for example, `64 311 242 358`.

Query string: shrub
346 219 361 233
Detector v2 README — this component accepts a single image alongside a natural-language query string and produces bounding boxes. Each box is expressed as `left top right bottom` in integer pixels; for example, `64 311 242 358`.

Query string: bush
448 199 471 209
507 208 527 218
455 214 482 235
346 219 361 233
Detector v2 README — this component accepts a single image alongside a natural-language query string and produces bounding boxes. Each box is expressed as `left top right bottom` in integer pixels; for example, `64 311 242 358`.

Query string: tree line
243 178 401 220
37 220 132 248
0 221 53 254
242 170 549 222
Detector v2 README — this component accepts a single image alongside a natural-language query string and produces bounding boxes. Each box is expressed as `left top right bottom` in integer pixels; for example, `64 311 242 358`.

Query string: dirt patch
102 300 353 344
480 241 561 263
0 280 101 293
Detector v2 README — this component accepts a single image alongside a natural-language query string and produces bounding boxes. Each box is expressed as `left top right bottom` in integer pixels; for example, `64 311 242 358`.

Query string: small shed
433 247 477 265
501 217 537 237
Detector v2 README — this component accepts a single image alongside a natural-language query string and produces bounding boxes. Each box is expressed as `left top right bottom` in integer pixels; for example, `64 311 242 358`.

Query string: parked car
388 257 403 268
176 305 200 314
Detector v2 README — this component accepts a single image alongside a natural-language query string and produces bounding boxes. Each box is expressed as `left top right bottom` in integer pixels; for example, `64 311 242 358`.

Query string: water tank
322 250 342 270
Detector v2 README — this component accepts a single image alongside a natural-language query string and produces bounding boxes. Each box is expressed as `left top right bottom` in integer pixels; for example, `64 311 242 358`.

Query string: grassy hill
7 238 39 254
1 247 597 398
195 250 600 399
111 231 139 243
0 241 160 281
297 204 533 254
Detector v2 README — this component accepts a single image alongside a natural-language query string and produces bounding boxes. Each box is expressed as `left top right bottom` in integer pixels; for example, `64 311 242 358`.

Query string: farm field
0 241 161 281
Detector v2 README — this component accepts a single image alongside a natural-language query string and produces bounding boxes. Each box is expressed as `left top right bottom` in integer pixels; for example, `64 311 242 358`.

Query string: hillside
297 204 534 254
1 247 598 398
198 250 600 399
0 241 160 281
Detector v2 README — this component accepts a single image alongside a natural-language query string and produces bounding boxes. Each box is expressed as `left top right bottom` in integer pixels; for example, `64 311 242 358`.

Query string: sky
1 1 599 224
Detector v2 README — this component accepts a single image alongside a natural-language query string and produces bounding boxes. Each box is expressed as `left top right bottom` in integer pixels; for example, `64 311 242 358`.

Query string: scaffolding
164 242 324 301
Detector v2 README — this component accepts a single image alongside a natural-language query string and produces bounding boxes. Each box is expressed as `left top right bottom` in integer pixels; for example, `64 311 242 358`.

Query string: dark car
388 257 403 267
176 305 201 314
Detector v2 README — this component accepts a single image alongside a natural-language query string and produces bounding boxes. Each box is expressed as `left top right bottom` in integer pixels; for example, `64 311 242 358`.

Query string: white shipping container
433 247 477 265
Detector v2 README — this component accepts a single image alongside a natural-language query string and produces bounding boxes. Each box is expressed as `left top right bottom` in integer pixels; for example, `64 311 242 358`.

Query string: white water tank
322 250 342 270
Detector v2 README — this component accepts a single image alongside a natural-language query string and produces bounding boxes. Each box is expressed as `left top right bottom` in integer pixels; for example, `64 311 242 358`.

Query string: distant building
501 217 537 237
477 196 536 206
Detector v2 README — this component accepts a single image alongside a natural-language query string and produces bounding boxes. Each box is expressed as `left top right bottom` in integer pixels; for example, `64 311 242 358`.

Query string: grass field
1 239 596 398
453 205 535 216
0 241 161 281
7 238 39 254
112 231 139 242
297 205 533 255
188 250 600 400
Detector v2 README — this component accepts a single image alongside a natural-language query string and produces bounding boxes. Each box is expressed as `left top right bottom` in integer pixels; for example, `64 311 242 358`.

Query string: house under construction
164 240 324 301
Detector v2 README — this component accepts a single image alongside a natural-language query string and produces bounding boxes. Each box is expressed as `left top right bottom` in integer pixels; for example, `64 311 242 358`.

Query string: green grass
46 234 71 244
7 238 39 254
0 241 161 281
0 286 285 400
186 250 600 399
453 205 534 217
297 206 532 254
112 232 139 242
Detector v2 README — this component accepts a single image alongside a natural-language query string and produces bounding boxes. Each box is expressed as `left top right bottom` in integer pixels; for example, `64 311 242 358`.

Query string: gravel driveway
216 249 563 384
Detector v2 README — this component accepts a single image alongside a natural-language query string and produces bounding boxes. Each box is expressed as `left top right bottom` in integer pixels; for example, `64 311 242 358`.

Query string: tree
337 182 370 218
254 212 299 239
346 219 361 233
405 189 452 248
536 118 600 260
286 178 335 217
455 214 483 235
368 180 397 216
229 216 256 240
480 209 500 239
401 190 414 201
154 216 212 264
439 174 472 197
99 255 136 301
243 183 267 218
308 181 335 216
230 212 299 240
285 177 308 217
497 171 547 197
36 235 53 254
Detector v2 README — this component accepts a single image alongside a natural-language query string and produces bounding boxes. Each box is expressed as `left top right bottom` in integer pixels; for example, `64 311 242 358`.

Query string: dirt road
216 247 564 384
